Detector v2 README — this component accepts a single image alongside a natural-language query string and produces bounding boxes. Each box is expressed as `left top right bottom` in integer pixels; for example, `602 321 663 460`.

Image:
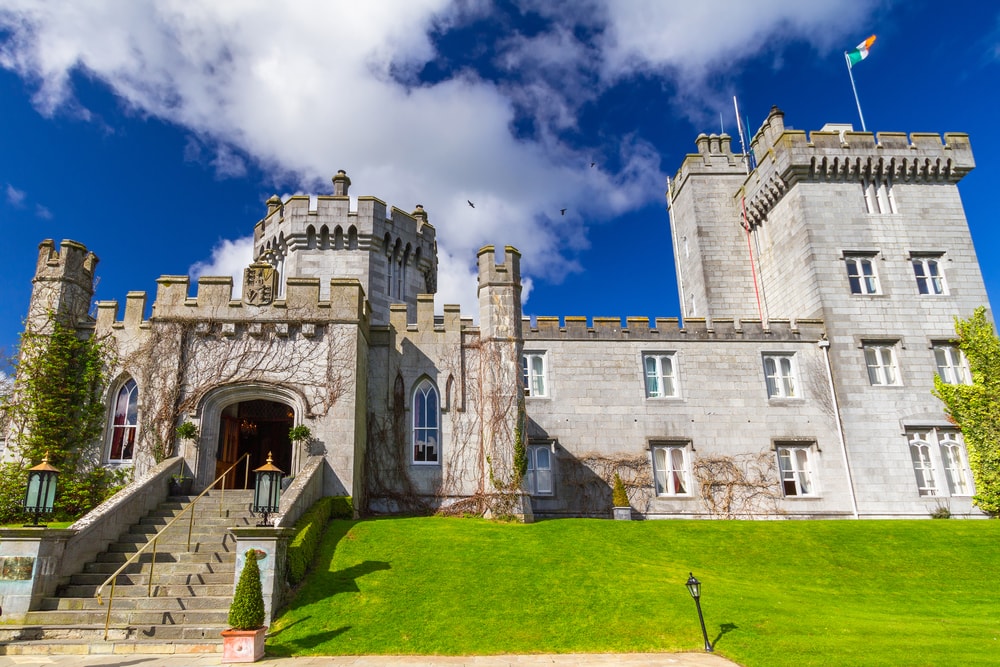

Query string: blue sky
1 1 998 367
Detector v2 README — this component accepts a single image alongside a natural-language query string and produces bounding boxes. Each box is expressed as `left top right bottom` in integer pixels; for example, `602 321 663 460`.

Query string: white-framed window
863 176 897 215
906 428 972 498
526 443 554 496
651 444 690 496
522 352 547 397
412 379 440 464
776 444 816 497
108 379 138 462
762 353 797 398
934 344 971 385
912 256 946 295
644 353 678 398
864 343 900 386
845 255 881 294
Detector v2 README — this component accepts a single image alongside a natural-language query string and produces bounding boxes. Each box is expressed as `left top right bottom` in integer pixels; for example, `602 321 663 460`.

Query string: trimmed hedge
287 496 352 585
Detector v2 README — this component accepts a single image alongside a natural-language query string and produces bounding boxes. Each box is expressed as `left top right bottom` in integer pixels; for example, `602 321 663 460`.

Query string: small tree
0 313 125 522
612 473 629 507
933 306 1000 515
228 549 266 630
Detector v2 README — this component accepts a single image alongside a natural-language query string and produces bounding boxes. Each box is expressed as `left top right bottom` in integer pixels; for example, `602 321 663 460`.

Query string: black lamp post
23 452 59 527
251 452 284 527
685 572 713 652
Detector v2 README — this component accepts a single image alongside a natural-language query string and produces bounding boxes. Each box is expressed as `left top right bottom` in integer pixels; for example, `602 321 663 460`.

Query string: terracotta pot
221 627 266 663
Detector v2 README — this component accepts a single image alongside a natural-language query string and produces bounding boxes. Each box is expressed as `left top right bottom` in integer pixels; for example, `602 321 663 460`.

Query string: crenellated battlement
95 275 369 334
253 172 436 261
741 106 975 227
34 239 98 288
523 316 825 341
476 245 521 287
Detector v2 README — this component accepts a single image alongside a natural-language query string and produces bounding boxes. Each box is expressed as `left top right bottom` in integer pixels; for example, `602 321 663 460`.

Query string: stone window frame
906 427 973 498
932 342 971 386
910 252 947 295
863 341 902 386
762 352 798 399
642 352 679 399
522 351 548 398
526 441 555 497
412 378 441 465
107 377 139 463
650 440 693 497
773 440 818 498
843 251 882 295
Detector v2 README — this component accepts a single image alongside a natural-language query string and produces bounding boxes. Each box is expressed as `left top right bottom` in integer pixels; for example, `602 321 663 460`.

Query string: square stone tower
669 107 992 516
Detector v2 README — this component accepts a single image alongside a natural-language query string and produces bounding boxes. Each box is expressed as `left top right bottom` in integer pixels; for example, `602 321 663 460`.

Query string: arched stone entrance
195 384 307 489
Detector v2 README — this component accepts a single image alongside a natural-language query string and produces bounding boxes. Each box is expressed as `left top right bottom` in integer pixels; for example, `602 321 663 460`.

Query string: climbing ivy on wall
933 306 1000 516
0 313 127 523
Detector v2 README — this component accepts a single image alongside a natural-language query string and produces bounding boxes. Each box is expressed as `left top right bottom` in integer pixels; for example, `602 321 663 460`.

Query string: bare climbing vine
692 452 785 519
114 319 352 474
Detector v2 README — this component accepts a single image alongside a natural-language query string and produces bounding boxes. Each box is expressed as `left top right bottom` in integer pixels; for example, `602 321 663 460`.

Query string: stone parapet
523 316 824 341
742 106 975 227
95 277 369 331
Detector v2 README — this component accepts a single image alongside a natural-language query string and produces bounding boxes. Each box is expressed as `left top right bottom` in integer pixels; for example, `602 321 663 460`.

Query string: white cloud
189 236 255 298
35 204 52 220
5 184 26 207
0 0 876 316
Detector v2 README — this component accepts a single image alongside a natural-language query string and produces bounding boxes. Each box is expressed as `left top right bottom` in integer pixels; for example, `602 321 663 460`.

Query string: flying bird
590 162 596 168
467 200 475 208
560 208 567 216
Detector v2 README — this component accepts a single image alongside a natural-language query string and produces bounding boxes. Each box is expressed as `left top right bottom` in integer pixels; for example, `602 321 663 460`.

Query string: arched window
109 379 138 462
412 379 440 464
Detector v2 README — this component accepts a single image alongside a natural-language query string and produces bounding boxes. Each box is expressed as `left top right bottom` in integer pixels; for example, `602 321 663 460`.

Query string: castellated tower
476 245 530 520
670 106 991 517
667 132 750 321
254 170 438 326
26 239 99 331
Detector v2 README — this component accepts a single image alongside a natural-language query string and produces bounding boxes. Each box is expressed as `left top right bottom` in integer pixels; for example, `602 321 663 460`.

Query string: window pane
653 448 668 495
670 448 687 494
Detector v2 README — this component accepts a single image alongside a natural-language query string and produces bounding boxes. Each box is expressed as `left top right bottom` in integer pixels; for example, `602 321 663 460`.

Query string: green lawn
266 517 999 666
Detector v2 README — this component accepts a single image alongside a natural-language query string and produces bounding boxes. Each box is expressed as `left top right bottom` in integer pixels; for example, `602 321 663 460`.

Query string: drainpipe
819 338 859 519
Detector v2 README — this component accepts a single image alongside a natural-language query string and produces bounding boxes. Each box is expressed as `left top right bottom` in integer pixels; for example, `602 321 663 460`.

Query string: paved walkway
0 653 740 666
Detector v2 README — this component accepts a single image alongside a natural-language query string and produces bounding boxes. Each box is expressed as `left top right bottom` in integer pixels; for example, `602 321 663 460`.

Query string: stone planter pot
168 477 193 496
613 506 632 520
221 627 267 663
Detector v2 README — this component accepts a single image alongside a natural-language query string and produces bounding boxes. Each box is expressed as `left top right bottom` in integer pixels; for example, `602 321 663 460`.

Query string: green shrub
287 496 352 584
612 473 629 507
229 549 266 630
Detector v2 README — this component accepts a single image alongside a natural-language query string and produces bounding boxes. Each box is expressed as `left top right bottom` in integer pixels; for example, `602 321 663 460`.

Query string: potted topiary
221 549 267 663
612 473 631 520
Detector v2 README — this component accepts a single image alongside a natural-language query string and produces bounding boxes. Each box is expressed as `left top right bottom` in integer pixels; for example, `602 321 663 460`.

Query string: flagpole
845 52 867 132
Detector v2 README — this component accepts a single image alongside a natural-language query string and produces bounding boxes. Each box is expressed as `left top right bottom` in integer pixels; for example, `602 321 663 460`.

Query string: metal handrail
96 452 252 640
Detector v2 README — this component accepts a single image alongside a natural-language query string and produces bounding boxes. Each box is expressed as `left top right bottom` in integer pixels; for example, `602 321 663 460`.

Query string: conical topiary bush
612 473 629 507
229 549 266 630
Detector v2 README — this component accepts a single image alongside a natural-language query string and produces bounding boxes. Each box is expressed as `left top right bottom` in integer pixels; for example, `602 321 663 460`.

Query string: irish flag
846 35 876 68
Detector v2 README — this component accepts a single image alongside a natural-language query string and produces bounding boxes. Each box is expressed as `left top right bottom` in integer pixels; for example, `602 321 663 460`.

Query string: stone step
132 516 253 530
24 608 230 626
108 536 236 551
69 571 233 587
60 582 233 598
40 595 232 612
0 623 227 644
94 550 236 564
83 560 234 576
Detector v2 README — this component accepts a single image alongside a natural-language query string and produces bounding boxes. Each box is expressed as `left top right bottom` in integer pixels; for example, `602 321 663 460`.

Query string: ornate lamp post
685 572 713 652
251 452 284 527
23 452 59 527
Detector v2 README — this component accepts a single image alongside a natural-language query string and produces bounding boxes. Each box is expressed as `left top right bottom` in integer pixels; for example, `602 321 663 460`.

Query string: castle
16 107 992 519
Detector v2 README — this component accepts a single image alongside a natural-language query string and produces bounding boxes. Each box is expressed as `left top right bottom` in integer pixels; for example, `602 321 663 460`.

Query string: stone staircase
0 489 254 656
